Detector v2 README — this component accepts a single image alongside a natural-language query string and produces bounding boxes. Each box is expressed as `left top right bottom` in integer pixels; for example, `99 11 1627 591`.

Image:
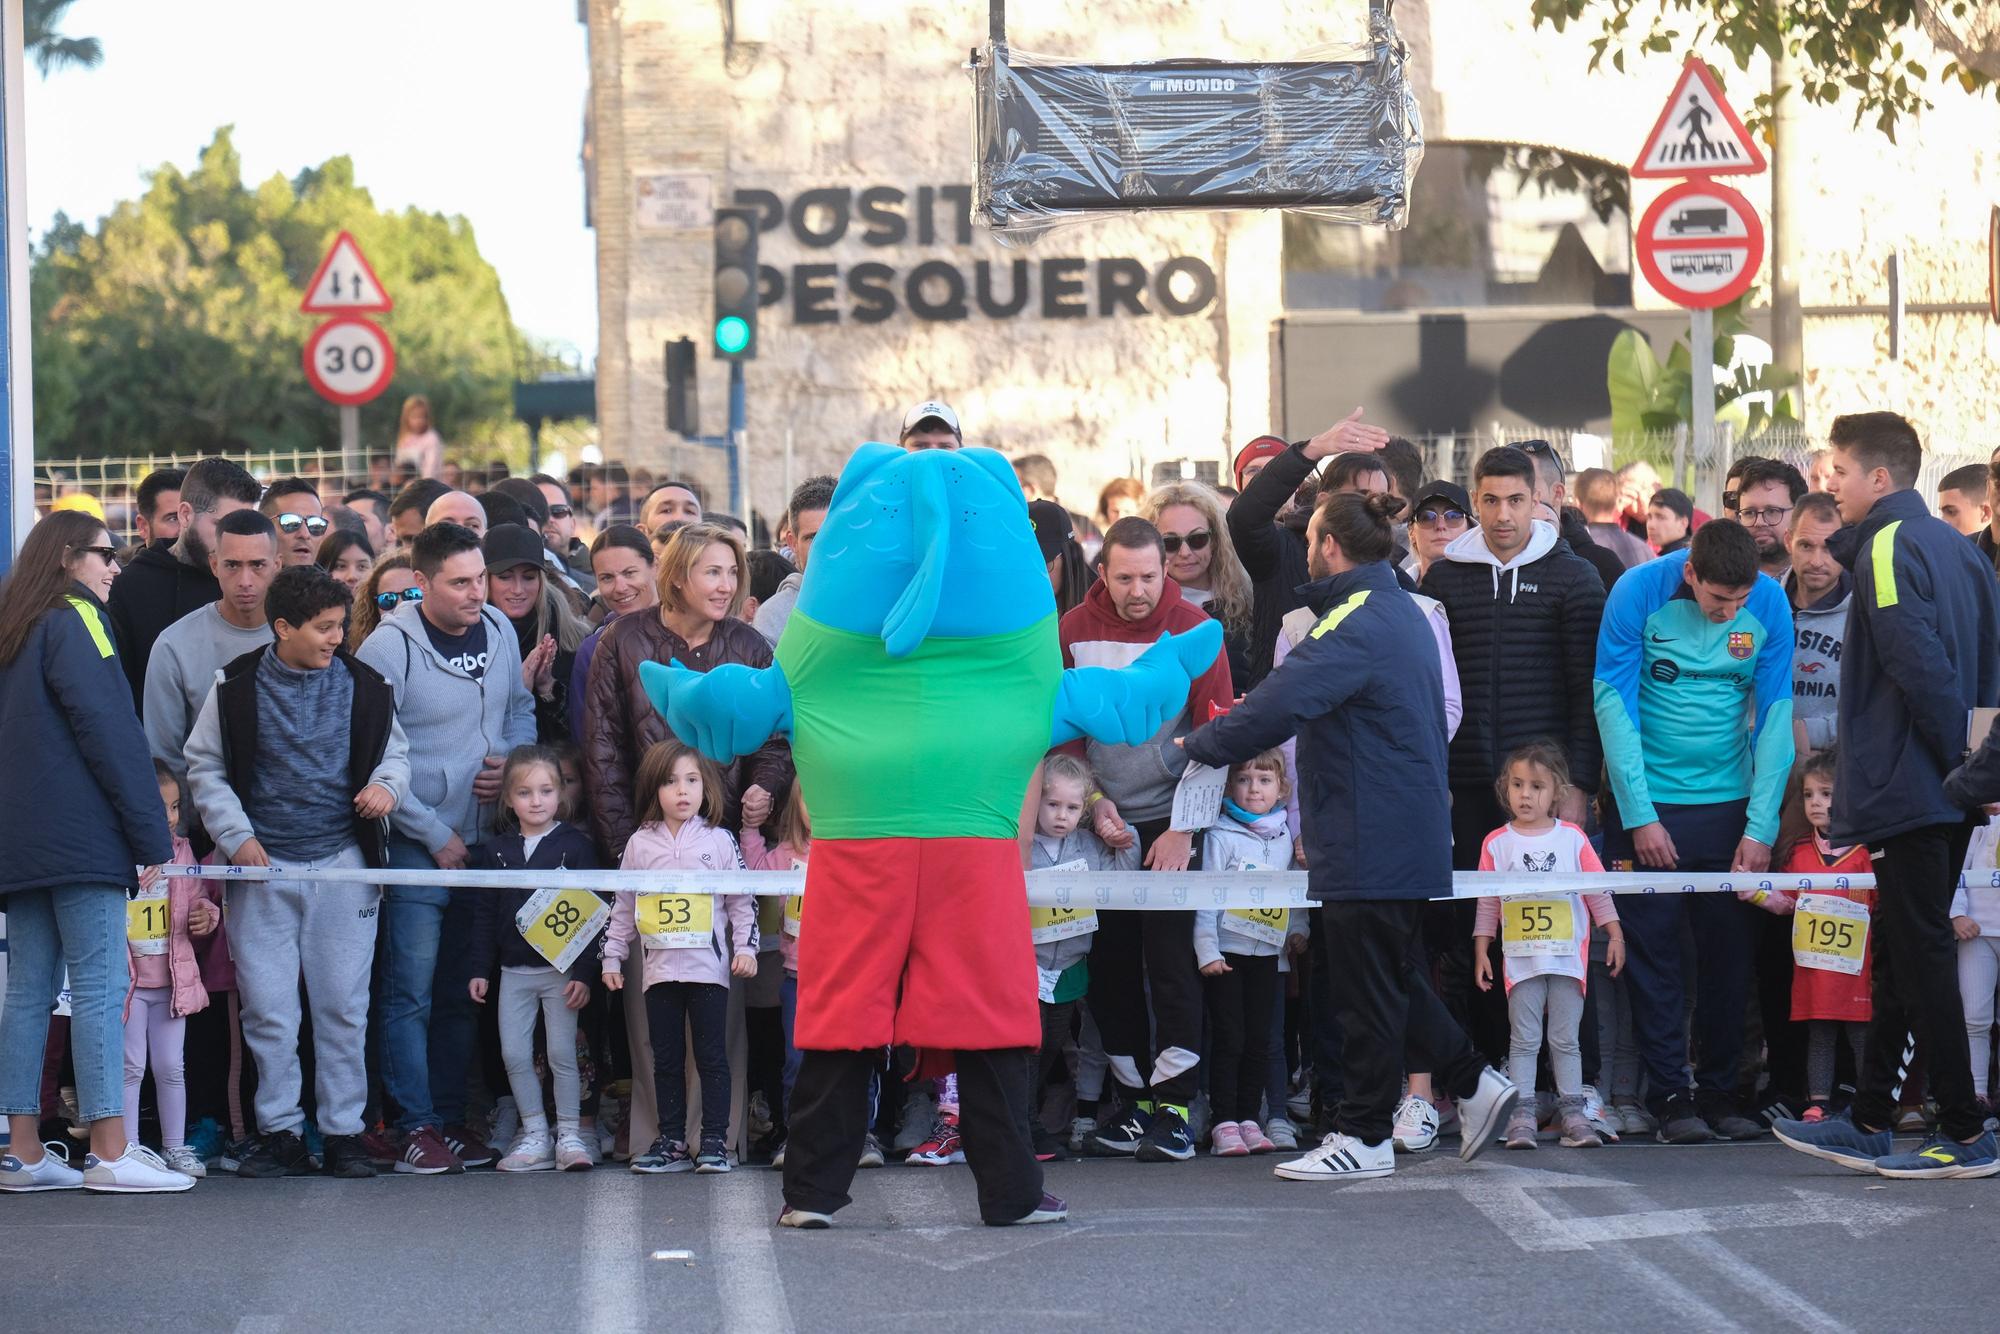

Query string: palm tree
25 0 102 76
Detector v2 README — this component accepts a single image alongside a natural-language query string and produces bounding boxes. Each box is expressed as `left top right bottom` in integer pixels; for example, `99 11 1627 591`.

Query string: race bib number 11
127 885 169 956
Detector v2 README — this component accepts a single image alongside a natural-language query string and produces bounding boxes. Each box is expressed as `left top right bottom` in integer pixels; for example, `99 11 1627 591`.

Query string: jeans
374 836 479 1132
0 886 127 1124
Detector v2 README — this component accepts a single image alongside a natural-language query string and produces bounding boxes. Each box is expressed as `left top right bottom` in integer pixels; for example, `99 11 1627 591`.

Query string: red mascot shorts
793 836 1040 1052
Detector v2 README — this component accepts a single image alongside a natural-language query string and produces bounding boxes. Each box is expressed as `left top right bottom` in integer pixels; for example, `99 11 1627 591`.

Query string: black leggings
644 980 731 1146
1204 953 1278 1124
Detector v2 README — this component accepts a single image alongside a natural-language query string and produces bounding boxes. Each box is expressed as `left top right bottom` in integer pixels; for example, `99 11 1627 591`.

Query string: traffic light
712 206 757 360
665 336 698 436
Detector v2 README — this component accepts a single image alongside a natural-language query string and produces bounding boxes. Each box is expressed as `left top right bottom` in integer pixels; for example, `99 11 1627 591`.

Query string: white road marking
579 1172 644 1333
710 1171 796 1334
1556 1187 1938 1244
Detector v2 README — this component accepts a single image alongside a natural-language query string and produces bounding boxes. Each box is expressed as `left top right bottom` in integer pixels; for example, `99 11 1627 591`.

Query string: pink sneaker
1237 1121 1276 1154
1209 1121 1248 1157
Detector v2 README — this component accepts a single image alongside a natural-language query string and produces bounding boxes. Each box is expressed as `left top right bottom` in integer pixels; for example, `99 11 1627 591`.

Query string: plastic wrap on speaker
972 14 1423 244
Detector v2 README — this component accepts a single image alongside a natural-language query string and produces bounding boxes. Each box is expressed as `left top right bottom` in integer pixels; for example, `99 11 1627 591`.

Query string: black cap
1651 487 1695 523
482 522 546 573
1028 499 1073 563
1410 480 1471 519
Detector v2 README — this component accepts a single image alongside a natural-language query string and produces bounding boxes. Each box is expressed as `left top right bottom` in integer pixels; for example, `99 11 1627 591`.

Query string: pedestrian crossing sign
1632 55 1767 179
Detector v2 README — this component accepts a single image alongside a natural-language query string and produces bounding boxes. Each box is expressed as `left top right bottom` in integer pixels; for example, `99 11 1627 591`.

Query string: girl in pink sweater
603 741 757 1175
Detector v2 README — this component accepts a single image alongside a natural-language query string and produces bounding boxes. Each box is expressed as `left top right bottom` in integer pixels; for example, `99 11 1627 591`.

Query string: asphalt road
5 1136 1996 1332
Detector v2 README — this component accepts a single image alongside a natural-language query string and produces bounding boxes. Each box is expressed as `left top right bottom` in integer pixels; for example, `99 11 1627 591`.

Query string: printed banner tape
155 864 1883 909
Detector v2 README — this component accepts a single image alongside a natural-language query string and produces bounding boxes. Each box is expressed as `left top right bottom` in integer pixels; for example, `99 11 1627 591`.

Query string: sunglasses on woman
1415 508 1468 527
374 586 425 610
276 513 330 538
71 545 120 563
1161 530 1211 554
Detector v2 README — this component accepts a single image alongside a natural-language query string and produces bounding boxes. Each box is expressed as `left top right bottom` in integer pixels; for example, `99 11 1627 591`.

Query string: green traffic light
715 315 751 355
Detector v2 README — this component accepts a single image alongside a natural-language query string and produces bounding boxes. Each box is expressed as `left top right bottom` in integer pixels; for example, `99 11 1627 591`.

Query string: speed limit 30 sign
303 316 396 405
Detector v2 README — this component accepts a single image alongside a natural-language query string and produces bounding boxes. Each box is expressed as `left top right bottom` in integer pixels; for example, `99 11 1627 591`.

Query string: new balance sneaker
695 1137 732 1174
1264 1117 1300 1151
442 1121 494 1169
395 1125 465 1175
1091 1105 1152 1156
1656 1092 1716 1145
907 1116 966 1166
498 1130 557 1173
0 1142 82 1192
988 1191 1068 1226
1238 1121 1276 1154
1456 1067 1521 1164
1209 1121 1248 1157
1391 1094 1440 1154
238 1129 318 1179
1874 1131 2000 1180
321 1135 379 1179
778 1206 833 1229
630 1137 694 1174
857 1134 886 1169
1578 1085 1620 1144
1504 1102 1539 1151
1136 1106 1196 1163
358 1127 403 1169
83 1144 195 1193
1771 1109 1893 1172
555 1130 595 1172
1273 1131 1394 1182
162 1144 208 1178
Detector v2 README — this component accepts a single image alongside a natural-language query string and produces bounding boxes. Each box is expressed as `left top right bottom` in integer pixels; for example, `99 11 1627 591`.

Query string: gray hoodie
1788 570 1852 751
753 571 802 647
1031 824 1138 973
355 601 536 852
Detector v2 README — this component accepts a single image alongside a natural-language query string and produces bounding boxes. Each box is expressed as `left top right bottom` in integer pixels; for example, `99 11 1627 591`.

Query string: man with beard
1729 457 1807 583
107 456 262 708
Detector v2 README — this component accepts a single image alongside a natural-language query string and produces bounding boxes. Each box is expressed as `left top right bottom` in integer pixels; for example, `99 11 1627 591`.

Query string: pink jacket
741 829 807 973
603 816 757 989
125 836 215 1020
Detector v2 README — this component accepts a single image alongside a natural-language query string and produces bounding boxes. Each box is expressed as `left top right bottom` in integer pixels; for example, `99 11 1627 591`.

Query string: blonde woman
1143 481 1254 685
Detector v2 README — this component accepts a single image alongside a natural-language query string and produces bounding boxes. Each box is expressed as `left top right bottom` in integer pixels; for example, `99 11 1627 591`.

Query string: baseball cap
482 522 546 573
1027 499 1073 563
1409 480 1471 520
900 400 961 439
1232 436 1289 486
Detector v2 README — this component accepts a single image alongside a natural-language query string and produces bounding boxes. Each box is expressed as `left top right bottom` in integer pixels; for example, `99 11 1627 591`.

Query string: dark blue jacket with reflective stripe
1830 488 2000 845
1184 560 1452 901
0 585 172 895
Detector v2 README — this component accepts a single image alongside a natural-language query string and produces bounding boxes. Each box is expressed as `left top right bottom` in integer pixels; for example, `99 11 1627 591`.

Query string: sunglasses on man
1161 530 1211 554
374 586 425 610
546 505 573 520
276 513 330 538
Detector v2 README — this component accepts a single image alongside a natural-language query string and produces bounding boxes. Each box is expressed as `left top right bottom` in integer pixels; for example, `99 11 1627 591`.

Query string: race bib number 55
1500 897 1575 957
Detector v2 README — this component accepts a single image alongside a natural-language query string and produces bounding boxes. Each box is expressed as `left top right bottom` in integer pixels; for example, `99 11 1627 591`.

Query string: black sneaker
321 1135 379 1179
694 1137 732 1174
1655 1093 1715 1145
238 1129 319 1178
218 1134 262 1173
1135 1106 1196 1163
1032 1124 1069 1163
1699 1094 1768 1141
1091 1104 1152 1156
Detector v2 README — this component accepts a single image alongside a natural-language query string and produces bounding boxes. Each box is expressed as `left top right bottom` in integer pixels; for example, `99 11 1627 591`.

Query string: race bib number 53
639 893 715 950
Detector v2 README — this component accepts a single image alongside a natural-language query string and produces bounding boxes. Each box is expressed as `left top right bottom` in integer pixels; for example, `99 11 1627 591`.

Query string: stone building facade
584 0 2000 526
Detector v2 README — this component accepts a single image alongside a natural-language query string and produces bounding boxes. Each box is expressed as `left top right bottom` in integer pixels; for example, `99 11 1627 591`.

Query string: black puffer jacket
1419 520 1606 793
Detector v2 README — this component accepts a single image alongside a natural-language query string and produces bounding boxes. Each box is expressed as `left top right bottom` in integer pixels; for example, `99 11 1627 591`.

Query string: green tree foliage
32 128 528 459
1605 293 1798 447
26 0 102 76
1529 1 1998 140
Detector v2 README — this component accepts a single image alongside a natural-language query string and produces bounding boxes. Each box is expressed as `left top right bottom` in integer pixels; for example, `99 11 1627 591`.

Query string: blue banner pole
0 0 29 572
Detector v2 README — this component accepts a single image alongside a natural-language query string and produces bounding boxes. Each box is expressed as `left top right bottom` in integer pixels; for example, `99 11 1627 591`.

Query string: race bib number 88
516 888 609 972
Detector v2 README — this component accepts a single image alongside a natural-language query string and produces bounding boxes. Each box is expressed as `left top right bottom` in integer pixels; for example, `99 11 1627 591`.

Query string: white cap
900 400 961 438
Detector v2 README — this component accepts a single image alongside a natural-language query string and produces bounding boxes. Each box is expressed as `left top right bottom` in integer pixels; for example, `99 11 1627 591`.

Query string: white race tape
153 864 1883 909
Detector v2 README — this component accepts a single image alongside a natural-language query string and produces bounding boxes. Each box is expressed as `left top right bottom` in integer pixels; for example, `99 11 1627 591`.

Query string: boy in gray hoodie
355 521 536 1173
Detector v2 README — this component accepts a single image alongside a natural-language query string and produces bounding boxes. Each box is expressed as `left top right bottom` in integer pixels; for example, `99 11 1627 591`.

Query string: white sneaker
0 1142 83 1192
1579 1085 1621 1144
1392 1094 1440 1153
1265 1116 1300 1151
162 1144 208 1178
83 1143 195 1193
1456 1068 1521 1164
498 1129 557 1172
1273 1131 1394 1182
555 1129 594 1172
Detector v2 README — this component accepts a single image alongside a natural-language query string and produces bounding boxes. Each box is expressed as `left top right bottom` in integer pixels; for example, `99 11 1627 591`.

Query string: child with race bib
604 740 758 1175
123 762 219 1177
1740 750 1875 1119
1193 750 1299 1157
1030 754 1137 1160
1473 743 1623 1150
467 744 604 1172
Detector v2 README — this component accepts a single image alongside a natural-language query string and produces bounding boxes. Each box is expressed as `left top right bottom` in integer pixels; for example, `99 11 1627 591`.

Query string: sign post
1631 56 1767 465
300 232 394 484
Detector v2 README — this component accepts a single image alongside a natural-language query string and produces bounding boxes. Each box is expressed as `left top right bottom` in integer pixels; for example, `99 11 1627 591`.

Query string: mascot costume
642 443 1221 1228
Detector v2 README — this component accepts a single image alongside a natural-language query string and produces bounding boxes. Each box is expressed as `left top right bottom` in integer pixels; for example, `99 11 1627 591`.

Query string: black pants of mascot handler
784 1047 1043 1224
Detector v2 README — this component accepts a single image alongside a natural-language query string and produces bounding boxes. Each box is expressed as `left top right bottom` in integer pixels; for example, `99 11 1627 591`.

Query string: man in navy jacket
1184 491 1517 1182
1775 412 2000 1179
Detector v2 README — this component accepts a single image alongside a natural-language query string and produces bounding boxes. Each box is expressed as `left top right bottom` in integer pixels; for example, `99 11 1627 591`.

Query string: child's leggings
123 987 186 1147
1805 1019 1868 1103
1958 935 2000 1096
1506 973 1584 1103
500 968 581 1128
